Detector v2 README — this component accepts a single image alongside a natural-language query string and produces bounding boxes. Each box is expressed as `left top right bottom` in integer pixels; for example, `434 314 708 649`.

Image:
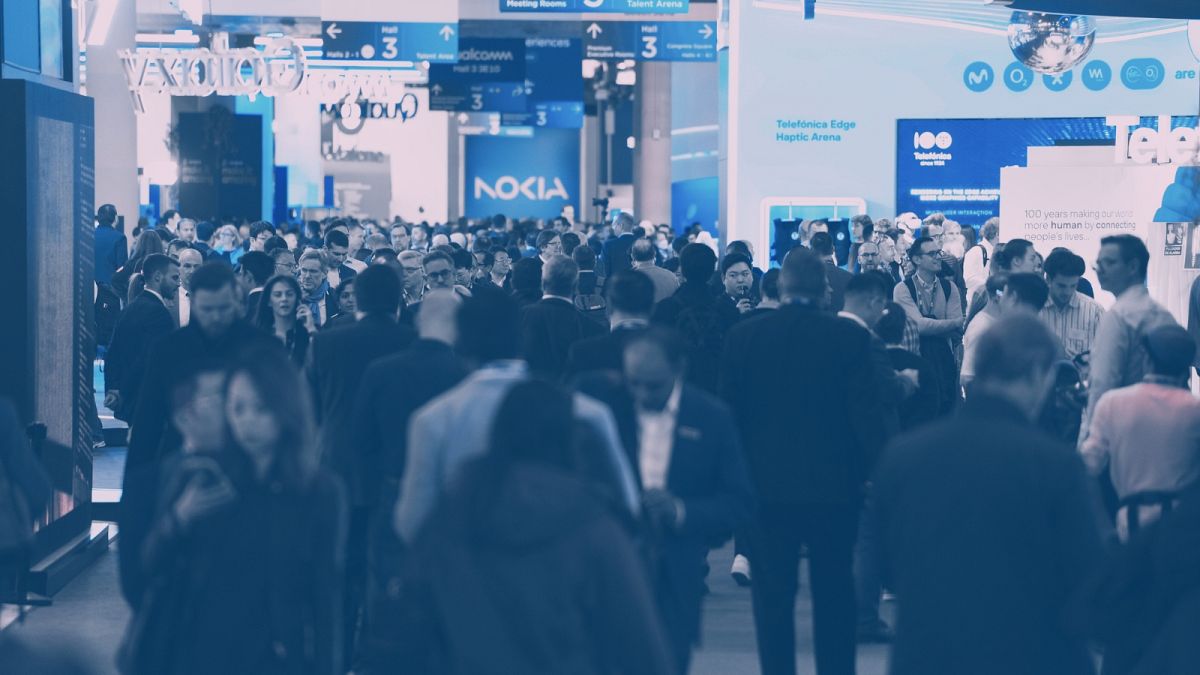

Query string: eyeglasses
427 269 453 280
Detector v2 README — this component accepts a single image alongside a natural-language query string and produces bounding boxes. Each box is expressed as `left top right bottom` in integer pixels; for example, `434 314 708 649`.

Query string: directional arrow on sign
440 25 455 41
431 84 444 95
586 23 603 39
512 85 524 97
699 24 714 40
326 22 342 40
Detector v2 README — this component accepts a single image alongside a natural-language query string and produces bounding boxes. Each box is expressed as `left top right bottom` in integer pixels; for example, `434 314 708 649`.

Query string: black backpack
95 284 123 348
574 293 607 323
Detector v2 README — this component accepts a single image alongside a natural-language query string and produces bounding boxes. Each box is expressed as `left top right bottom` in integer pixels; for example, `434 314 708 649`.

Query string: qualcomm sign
465 129 580 219
1109 115 1200 165
120 34 305 113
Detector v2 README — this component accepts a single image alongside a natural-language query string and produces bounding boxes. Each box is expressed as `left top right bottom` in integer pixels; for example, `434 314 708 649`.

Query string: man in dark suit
94 203 128 287
119 263 281 608
810 231 853 311
565 269 655 379
653 244 741 394
306 264 414 668
581 328 753 674
871 314 1107 675
350 289 469 668
520 255 605 380
602 211 638 279
104 254 179 423
721 247 886 675
235 250 274 317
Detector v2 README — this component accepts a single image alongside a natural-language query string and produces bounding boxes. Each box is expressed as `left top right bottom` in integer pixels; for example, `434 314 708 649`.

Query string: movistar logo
474 176 570 201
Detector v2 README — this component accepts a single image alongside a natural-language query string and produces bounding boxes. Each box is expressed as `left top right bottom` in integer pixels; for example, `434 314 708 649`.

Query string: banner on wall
177 111 263 222
464 128 580 219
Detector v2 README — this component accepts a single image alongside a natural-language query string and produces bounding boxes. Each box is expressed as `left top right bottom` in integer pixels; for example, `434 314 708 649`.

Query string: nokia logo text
474 176 571 202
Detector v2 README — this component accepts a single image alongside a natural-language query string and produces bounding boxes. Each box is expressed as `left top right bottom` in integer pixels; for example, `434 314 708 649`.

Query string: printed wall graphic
464 128 580 219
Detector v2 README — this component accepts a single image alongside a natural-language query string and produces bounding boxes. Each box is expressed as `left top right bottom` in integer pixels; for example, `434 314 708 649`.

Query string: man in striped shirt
1041 249 1103 361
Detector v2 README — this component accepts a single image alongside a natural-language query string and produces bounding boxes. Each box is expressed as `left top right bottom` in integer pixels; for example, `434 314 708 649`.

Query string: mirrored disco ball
1008 11 1096 74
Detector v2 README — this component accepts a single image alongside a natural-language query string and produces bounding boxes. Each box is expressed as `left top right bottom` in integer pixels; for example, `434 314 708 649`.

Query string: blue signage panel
505 37 585 129
895 115 1199 224
465 128 581 219
501 0 688 14
320 21 458 62
429 38 528 112
583 21 716 61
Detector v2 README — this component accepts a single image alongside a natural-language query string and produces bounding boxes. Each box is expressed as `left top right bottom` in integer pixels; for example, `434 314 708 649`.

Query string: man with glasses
398 251 427 311
1080 234 1178 446
298 249 335 328
894 236 965 415
272 248 297 277
423 250 457 291
536 230 564 266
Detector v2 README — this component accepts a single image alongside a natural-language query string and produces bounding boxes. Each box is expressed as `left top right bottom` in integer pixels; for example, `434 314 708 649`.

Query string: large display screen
895 116 1199 226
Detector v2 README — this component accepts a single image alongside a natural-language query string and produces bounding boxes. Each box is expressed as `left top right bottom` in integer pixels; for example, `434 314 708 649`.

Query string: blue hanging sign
429 38 528 112
320 21 459 63
583 21 716 61
500 0 688 14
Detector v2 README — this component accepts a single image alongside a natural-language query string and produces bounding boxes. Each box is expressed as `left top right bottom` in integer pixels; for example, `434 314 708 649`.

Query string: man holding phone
720 253 757 315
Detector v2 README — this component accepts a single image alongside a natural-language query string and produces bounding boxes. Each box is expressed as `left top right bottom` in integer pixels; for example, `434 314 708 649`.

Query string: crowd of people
76 205 1200 674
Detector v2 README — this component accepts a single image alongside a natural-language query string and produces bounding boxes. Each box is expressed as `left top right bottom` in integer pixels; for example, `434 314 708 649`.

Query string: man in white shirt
1041 249 1103 361
963 217 999 302
175 248 203 327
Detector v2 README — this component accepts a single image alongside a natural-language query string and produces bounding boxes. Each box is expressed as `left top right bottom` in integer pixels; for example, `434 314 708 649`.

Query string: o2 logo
913 131 953 150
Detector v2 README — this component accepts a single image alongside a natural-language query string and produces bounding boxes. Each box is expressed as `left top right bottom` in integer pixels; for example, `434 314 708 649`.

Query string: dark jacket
871 394 1108 675
602 232 637 279
307 314 415 503
105 291 175 422
520 297 605 381
576 379 754 651
138 452 346 675
826 262 854 312
564 323 647 380
886 346 940 432
1070 482 1200 675
652 282 741 394
721 302 885 504
119 320 281 608
401 461 674 675
348 339 468 508
95 224 128 286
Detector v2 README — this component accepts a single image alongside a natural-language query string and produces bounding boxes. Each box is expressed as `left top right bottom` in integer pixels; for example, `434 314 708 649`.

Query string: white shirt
963 239 994 302
960 309 998 386
637 380 682 490
177 287 191 327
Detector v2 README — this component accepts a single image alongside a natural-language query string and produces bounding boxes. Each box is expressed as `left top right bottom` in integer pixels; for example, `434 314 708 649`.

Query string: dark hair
726 240 753 261
608 269 656 316
626 326 687 373
140 253 175 282
249 221 275 240
335 276 355 300
97 204 117 226
190 261 238 295
679 243 717 283
1042 249 1085 280
990 246 1012 273
196 221 216 242
845 271 889 301
457 289 521 362
631 238 656 263
560 231 581 256
1100 234 1150 281
263 235 288 256
490 380 576 471
237 251 274 287
1004 273 1049 311
371 248 398 265
129 230 166 270
255 274 304 330
876 302 907 345
721 252 752 276
161 209 180 222
354 264 402 315
780 246 828 300
450 248 474 271
851 215 874 242
672 235 690 255
1143 325 1196 377
535 230 560 251
1001 239 1035 266
808 232 835 257
974 314 1059 384
572 244 596 271
510 257 542 295
324 229 350 249
542 255 579 297
907 236 935 261
761 268 781 301
227 346 318 489
422 250 453 269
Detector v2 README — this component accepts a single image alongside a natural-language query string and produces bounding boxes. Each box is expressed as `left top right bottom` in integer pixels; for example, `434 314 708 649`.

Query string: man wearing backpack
652 244 740 394
963 217 999 303
895 236 964 415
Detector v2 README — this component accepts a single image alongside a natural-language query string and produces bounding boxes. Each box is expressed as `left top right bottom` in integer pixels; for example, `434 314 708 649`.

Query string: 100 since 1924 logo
912 131 954 167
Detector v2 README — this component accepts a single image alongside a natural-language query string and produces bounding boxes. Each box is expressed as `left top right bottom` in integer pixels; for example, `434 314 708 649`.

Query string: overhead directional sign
501 0 688 14
583 21 716 61
429 38 528 112
320 21 459 62
504 37 585 129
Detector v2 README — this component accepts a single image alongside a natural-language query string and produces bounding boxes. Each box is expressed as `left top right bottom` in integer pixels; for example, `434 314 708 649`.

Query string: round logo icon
963 61 995 92
1081 60 1112 91
935 132 953 150
916 132 937 150
361 43 376 59
1004 62 1034 92
1043 70 1073 92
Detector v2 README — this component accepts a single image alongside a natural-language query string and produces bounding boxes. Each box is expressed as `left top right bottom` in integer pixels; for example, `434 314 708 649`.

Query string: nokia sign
474 176 570 202
465 129 579 219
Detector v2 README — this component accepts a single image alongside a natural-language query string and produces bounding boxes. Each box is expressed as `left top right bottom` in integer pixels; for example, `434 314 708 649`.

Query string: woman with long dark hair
254 274 313 366
398 380 672 675
113 230 165 305
131 348 345 675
